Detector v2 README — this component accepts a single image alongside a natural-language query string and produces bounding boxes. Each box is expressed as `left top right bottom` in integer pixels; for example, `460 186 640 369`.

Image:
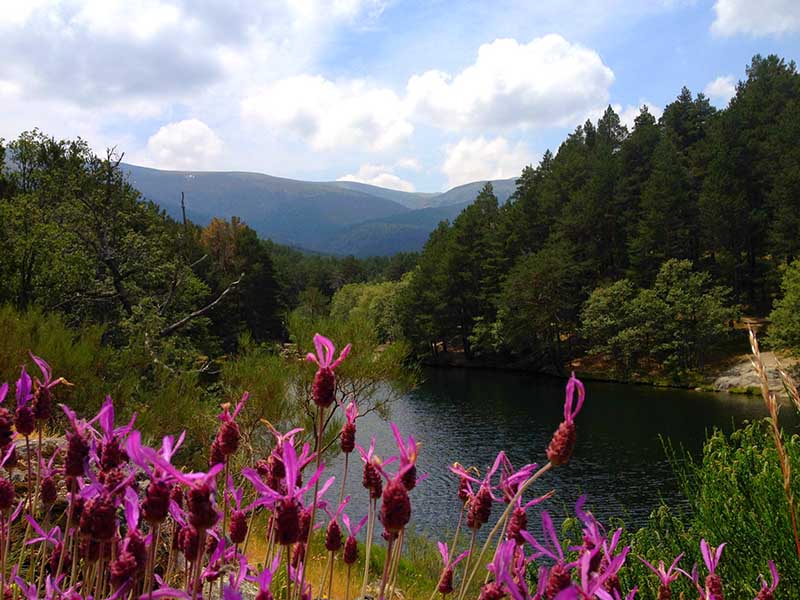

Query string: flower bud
380 479 411 534
506 507 527 545
0 479 14 512
0 409 13 447
325 519 342 552
341 421 356 454
467 487 492 531
437 567 454 595
40 476 57 506
100 438 127 471
274 497 301 546
478 581 506 600
401 464 417 491
343 535 358 565
188 484 218 530
362 462 382 499
312 368 336 408
546 421 576 467
705 574 723 600
229 510 247 544
178 525 199 559
14 405 35 437
110 550 138 589
33 386 52 421
65 431 90 477
142 479 171 524
545 563 572 599
217 420 240 456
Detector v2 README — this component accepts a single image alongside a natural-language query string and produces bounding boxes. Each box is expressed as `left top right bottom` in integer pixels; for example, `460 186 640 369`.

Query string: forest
389 54 800 378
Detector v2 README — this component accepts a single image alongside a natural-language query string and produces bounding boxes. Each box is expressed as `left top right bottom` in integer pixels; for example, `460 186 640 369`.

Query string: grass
245 515 441 600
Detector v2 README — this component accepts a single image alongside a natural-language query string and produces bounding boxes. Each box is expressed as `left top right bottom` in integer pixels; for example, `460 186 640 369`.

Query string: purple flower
546 373 585 466
306 334 351 408
29 352 70 421
755 561 779 600
451 452 505 530
700 539 725 600
391 422 422 490
640 552 683 597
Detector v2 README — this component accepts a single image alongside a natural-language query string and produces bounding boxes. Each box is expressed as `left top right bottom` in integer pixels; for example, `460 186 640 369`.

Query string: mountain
123 164 519 256
425 178 517 207
327 180 438 209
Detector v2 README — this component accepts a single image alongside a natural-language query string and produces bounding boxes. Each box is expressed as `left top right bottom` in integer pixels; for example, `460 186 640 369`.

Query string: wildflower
523 509 573 599
340 401 358 453
97 395 134 471
700 539 725 600
436 541 470 595
451 452 505 531
380 473 412 534
0 384 14 448
29 352 69 422
0 444 16 511
507 490 554 544
250 555 280 600
755 561 779 600
306 333 351 408
357 437 384 499
342 511 368 566
640 553 683 600
61 404 92 477
242 434 330 546
14 366 34 437
215 393 248 457
391 422 421 490
325 497 349 552
226 478 249 545
546 373 585 466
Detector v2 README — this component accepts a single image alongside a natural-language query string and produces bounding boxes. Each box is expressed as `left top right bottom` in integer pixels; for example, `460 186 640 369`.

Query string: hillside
123 164 518 256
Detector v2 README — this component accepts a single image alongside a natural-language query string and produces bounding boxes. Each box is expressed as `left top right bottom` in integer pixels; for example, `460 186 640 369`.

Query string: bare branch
158 272 244 337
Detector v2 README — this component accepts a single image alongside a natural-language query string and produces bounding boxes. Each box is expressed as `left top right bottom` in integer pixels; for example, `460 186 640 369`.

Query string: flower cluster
0 345 780 600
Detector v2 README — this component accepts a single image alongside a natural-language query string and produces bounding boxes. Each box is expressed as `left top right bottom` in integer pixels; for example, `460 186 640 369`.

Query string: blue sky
0 0 798 192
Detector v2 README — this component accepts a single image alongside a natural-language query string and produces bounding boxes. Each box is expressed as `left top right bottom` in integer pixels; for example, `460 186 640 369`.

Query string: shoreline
418 352 777 396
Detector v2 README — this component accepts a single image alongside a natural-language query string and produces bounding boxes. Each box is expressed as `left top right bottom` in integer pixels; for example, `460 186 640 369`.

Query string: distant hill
123 164 519 256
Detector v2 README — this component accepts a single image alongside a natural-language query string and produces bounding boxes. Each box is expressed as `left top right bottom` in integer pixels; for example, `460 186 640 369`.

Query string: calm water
332 367 797 538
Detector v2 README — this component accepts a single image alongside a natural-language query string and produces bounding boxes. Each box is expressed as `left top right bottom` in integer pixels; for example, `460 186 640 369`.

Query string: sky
0 0 798 192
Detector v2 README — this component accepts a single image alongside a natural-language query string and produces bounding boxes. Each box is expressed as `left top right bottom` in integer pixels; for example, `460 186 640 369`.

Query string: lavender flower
436 541 470 595
700 539 726 600
755 561 779 600
640 553 684 600
546 373 585 466
306 333 351 408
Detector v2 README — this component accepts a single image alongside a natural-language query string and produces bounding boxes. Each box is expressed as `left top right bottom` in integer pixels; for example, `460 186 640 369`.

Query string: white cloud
406 35 615 131
704 75 737 105
442 136 535 189
395 157 422 171
145 119 223 170
711 0 800 36
338 163 416 192
242 75 413 151
615 101 663 130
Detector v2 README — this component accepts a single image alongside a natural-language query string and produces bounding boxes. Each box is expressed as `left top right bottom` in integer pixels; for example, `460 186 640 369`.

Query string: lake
331 367 795 539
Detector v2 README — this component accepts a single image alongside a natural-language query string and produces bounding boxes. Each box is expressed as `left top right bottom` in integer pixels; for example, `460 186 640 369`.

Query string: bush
620 419 800 596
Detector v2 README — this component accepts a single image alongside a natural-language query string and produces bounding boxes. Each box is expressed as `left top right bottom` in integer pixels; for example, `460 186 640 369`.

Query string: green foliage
581 260 738 375
330 278 409 342
768 259 800 353
621 420 800 597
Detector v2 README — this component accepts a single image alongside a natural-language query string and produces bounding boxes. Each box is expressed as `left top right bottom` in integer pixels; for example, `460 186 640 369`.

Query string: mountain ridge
123 163 518 256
